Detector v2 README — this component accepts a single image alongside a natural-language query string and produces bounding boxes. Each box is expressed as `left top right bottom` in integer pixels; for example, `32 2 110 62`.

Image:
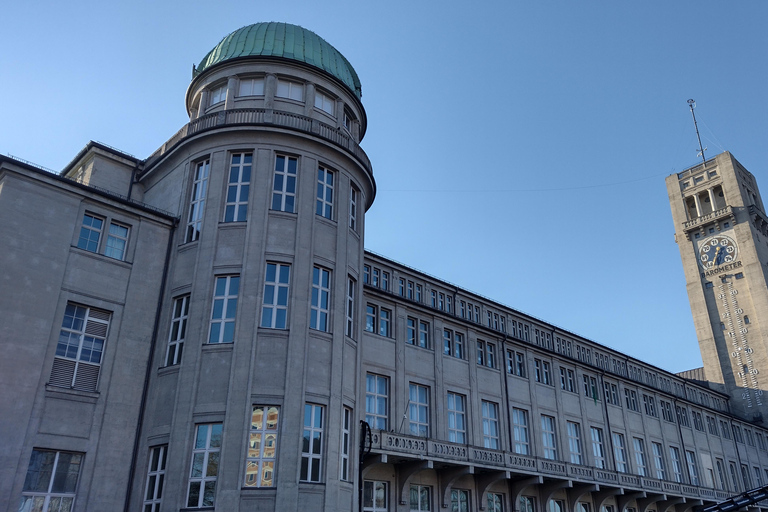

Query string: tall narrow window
686 451 699 485
541 415 557 460
77 213 103 252
716 459 728 490
613 433 628 473
419 320 429 348
512 408 529 455
379 308 391 337
633 438 647 476
224 153 251 222
310 267 331 331
652 442 666 480
166 295 190 365
316 167 334 219
144 445 168 512
488 493 504 512
272 155 297 212
20 450 83 512
410 485 431 512
349 187 358 231
409 383 429 437
105 222 129 260
364 481 388 512
345 277 355 338
567 421 582 464
51 303 110 392
244 406 279 488
451 489 470 512
407 318 417 345
591 427 606 468
482 401 500 449
187 423 222 508
209 276 239 343
670 446 683 483
261 263 290 329
186 160 210 242
340 407 351 481
301 404 324 482
447 392 466 443
365 374 388 430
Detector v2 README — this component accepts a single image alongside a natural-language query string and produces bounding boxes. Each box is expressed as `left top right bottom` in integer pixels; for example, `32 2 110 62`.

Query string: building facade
3 21 768 512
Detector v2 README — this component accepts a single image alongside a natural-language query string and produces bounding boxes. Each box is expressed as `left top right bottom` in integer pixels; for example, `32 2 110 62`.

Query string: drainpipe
127 164 139 200
123 220 177 512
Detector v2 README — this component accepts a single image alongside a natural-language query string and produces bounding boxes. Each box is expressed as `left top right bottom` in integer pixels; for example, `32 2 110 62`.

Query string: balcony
682 205 734 234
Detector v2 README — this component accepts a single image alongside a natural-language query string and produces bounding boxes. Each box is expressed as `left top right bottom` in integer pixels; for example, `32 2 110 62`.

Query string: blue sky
3 1 767 373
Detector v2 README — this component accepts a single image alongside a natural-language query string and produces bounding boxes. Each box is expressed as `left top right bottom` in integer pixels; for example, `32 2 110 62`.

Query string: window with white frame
345 277 355 338
643 394 657 417
310 267 330 331
272 155 297 212
534 359 551 385
560 367 575 392
143 445 168 512
209 84 226 105
686 451 699 485
238 77 264 96
209 276 239 343
541 415 557 460
591 427 606 468
276 79 303 101
224 153 252 222
314 90 335 115
507 349 526 377
19 450 83 512
624 389 639 411
652 442 666 480
77 212 103 252
443 329 464 359
584 375 599 401
487 493 504 512
716 459 727 490
512 408 529 455
670 446 683 482
244 406 279 488
105 222 130 260
316 167 334 219
409 383 429 437
477 340 496 368
482 401 500 449
410 485 431 511
451 489 470 512
407 318 430 349
381 271 389 291
633 438 647 476
365 304 391 336
301 404 324 482
447 392 466 443
187 423 222 507
340 407 352 481
365 373 388 430
520 496 535 512
261 263 290 329
51 303 110 392
363 480 388 512
349 186 358 231
186 160 210 242
567 421 583 464
165 295 189 366
613 432 628 473
604 382 619 405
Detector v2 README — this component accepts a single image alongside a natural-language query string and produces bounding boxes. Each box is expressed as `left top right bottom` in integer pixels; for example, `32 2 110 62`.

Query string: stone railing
369 430 725 502
683 205 734 231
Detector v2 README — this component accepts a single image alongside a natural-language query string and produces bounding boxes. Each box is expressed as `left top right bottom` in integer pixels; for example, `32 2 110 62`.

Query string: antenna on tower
688 99 707 164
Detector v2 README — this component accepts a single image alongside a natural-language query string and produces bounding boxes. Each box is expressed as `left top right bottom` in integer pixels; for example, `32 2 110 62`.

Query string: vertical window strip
447 392 466 443
261 263 290 329
316 167 334 218
224 153 252 222
166 295 190 366
272 155 297 212
186 160 210 242
409 383 429 437
105 222 129 260
209 275 239 343
244 406 279 488
301 404 324 482
310 267 331 331
482 401 500 449
143 445 168 512
345 277 355 338
365 374 388 430
187 423 222 508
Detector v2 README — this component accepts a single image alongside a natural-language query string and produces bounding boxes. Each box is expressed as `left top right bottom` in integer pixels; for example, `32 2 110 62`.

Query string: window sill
202 343 234 353
218 221 247 229
315 215 337 227
45 384 99 403
70 246 131 267
157 364 181 376
178 240 199 252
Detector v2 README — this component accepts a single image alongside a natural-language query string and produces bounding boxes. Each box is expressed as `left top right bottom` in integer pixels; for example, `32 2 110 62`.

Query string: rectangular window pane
261 263 290 329
186 160 210 242
244 406 279 487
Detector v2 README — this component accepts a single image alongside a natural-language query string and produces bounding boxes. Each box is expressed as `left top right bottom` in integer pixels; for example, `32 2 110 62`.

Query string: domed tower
131 23 374 511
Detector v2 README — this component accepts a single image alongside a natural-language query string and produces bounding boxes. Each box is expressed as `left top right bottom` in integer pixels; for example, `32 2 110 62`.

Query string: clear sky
3 1 767 373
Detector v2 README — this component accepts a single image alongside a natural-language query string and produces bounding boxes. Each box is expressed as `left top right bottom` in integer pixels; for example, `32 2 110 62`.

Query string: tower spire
688 99 707 164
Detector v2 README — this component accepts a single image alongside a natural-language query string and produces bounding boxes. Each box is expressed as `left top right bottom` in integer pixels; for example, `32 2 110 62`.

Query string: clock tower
667 152 768 422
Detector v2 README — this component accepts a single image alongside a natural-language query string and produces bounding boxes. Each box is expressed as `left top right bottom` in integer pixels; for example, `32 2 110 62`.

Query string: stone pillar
693 193 703 217
224 76 238 110
304 83 315 117
197 90 209 119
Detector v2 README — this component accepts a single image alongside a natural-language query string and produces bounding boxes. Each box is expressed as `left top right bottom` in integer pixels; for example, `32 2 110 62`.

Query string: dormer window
276 79 303 101
209 84 227 106
314 91 334 115
238 77 265 97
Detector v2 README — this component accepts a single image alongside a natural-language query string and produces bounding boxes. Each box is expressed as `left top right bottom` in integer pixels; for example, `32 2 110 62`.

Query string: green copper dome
195 22 362 98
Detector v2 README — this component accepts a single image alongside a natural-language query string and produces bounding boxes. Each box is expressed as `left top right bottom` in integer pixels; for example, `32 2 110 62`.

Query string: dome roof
194 22 362 99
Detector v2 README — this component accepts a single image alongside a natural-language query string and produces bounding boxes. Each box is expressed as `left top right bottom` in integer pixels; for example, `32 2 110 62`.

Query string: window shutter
73 362 100 391
49 358 76 388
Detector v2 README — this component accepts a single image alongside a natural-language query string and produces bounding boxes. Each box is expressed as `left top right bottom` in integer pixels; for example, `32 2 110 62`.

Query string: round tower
133 22 374 511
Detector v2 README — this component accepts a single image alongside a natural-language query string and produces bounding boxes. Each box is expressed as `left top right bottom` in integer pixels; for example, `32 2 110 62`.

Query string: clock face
698 235 738 269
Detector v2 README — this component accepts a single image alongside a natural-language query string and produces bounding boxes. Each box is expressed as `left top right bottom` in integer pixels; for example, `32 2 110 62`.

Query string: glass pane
210 424 222 447
187 481 200 507
191 453 204 477
23 450 55 492
266 407 279 428
206 452 219 477
248 433 262 457
203 481 216 506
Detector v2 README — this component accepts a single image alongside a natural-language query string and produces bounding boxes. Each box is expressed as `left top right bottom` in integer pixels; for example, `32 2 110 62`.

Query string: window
675 406 690 427
310 267 331 331
482 401 500 449
399 278 405 296
209 275 239 343
349 187 358 231
633 438 646 476
224 153 251 222
143 445 167 512
364 481 388 512
416 285 422 303
447 392 466 443
407 318 430 349
316 167 334 219
105 222 129 260
186 160 210 242
407 281 414 300
669 447 683 482
745 429 755 447
340 407 351 481
488 493 504 512
732 425 744 443
51 303 110 392
238 77 264 96
77 213 103 252
301 404 324 482
692 411 704 431
534 359 551 385
520 496 535 512
187 423 222 507
660 400 675 422
373 269 379 288
624 389 638 411
686 451 699 485
443 329 464 359
512 408 529 455
716 459 728 490
560 367 575 392
754 466 763 487
583 375 599 401
343 110 355 132
430 290 437 308
541 415 557 460
165 295 189 366
276 79 303 101
550 500 564 512
363 265 370 284
720 420 732 439
209 84 226 105
272 155 297 212
730 462 741 492
613 433 628 473
652 442 666 480
378 308 392 337
477 340 496 368
567 421 583 464
591 427 605 468
603 382 619 405
643 394 657 417
314 90 334 114
244 406 279 488
707 416 718 436
365 374 388 430
507 350 526 377
382 272 389 292
451 489 470 512
410 485 431 511
19 450 83 512
261 263 290 329
346 277 355 338
409 384 429 437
